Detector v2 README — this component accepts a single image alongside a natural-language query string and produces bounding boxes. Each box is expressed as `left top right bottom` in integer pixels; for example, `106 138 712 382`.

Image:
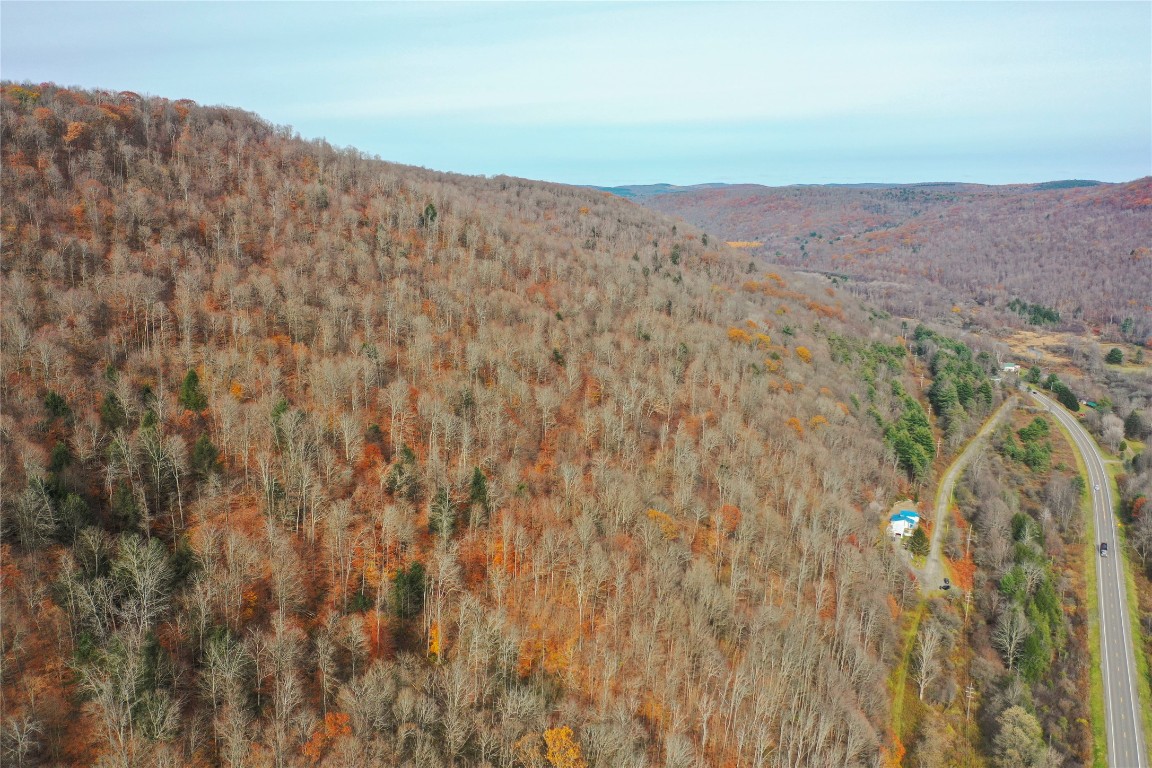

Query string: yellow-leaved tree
544 726 587 768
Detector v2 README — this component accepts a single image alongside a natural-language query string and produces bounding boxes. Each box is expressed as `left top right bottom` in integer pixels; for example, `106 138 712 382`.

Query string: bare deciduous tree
993 607 1030 672
913 623 943 701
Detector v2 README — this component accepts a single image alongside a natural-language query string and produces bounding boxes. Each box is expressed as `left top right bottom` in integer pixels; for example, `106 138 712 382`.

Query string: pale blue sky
2 2 1149 185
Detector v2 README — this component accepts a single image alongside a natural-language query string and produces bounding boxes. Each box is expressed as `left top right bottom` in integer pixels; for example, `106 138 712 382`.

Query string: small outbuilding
889 509 921 538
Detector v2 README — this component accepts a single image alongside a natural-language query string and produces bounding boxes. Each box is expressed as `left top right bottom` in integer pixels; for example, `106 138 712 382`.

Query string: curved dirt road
920 396 1017 593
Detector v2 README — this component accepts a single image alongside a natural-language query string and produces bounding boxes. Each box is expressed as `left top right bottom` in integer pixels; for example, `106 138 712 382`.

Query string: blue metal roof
890 510 921 523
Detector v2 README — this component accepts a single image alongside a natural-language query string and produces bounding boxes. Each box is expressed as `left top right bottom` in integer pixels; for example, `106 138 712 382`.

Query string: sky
2 1 1150 186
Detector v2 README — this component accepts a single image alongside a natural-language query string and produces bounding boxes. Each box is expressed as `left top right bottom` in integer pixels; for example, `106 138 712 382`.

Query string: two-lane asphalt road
1031 389 1147 768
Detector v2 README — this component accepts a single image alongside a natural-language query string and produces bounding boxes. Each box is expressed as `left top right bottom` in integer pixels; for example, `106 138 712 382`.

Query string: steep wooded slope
3 84 915 767
617 181 1152 338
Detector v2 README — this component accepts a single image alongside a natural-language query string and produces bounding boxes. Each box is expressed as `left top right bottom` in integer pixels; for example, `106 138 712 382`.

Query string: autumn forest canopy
0 82 944 767
1 82 1143 768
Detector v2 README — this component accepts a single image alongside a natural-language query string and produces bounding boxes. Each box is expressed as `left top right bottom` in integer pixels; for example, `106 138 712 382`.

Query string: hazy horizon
595 177 1145 189
3 1 1149 187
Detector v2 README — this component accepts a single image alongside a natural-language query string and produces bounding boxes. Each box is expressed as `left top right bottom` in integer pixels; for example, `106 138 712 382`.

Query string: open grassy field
998 329 1151 378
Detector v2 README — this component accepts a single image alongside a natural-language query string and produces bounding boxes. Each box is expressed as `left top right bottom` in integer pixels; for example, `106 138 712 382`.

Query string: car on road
1100 542 1108 557
1094 484 1100 491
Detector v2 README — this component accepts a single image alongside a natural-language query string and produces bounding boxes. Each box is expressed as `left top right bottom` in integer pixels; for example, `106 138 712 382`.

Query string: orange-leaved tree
302 712 351 764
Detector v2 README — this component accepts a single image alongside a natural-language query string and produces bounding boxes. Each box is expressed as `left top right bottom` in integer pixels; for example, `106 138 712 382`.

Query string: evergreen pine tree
179 369 208 411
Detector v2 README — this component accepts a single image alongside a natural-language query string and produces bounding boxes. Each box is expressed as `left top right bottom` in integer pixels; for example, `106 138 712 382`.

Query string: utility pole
964 683 978 767
962 527 975 623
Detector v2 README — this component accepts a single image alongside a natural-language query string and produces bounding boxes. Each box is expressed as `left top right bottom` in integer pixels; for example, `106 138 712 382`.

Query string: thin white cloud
3 1 1148 183
276 2 1146 130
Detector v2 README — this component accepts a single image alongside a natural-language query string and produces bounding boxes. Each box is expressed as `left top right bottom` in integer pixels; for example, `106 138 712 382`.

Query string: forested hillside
4 84 923 767
616 181 1152 339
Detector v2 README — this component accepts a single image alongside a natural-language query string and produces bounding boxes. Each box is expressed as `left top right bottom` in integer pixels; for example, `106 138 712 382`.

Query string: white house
1002 363 1021 374
889 509 921 538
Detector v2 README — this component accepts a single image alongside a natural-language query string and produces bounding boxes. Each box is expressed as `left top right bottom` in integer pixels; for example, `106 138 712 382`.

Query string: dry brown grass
1000 329 1080 371
998 329 1151 380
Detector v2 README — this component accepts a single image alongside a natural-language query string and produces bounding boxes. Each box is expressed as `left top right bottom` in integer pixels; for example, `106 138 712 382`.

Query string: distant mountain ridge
596 179 1105 198
604 176 1150 337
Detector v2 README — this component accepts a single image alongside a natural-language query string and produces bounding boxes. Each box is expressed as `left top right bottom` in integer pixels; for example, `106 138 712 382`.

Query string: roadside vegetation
903 408 1093 766
1114 411 1152 744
